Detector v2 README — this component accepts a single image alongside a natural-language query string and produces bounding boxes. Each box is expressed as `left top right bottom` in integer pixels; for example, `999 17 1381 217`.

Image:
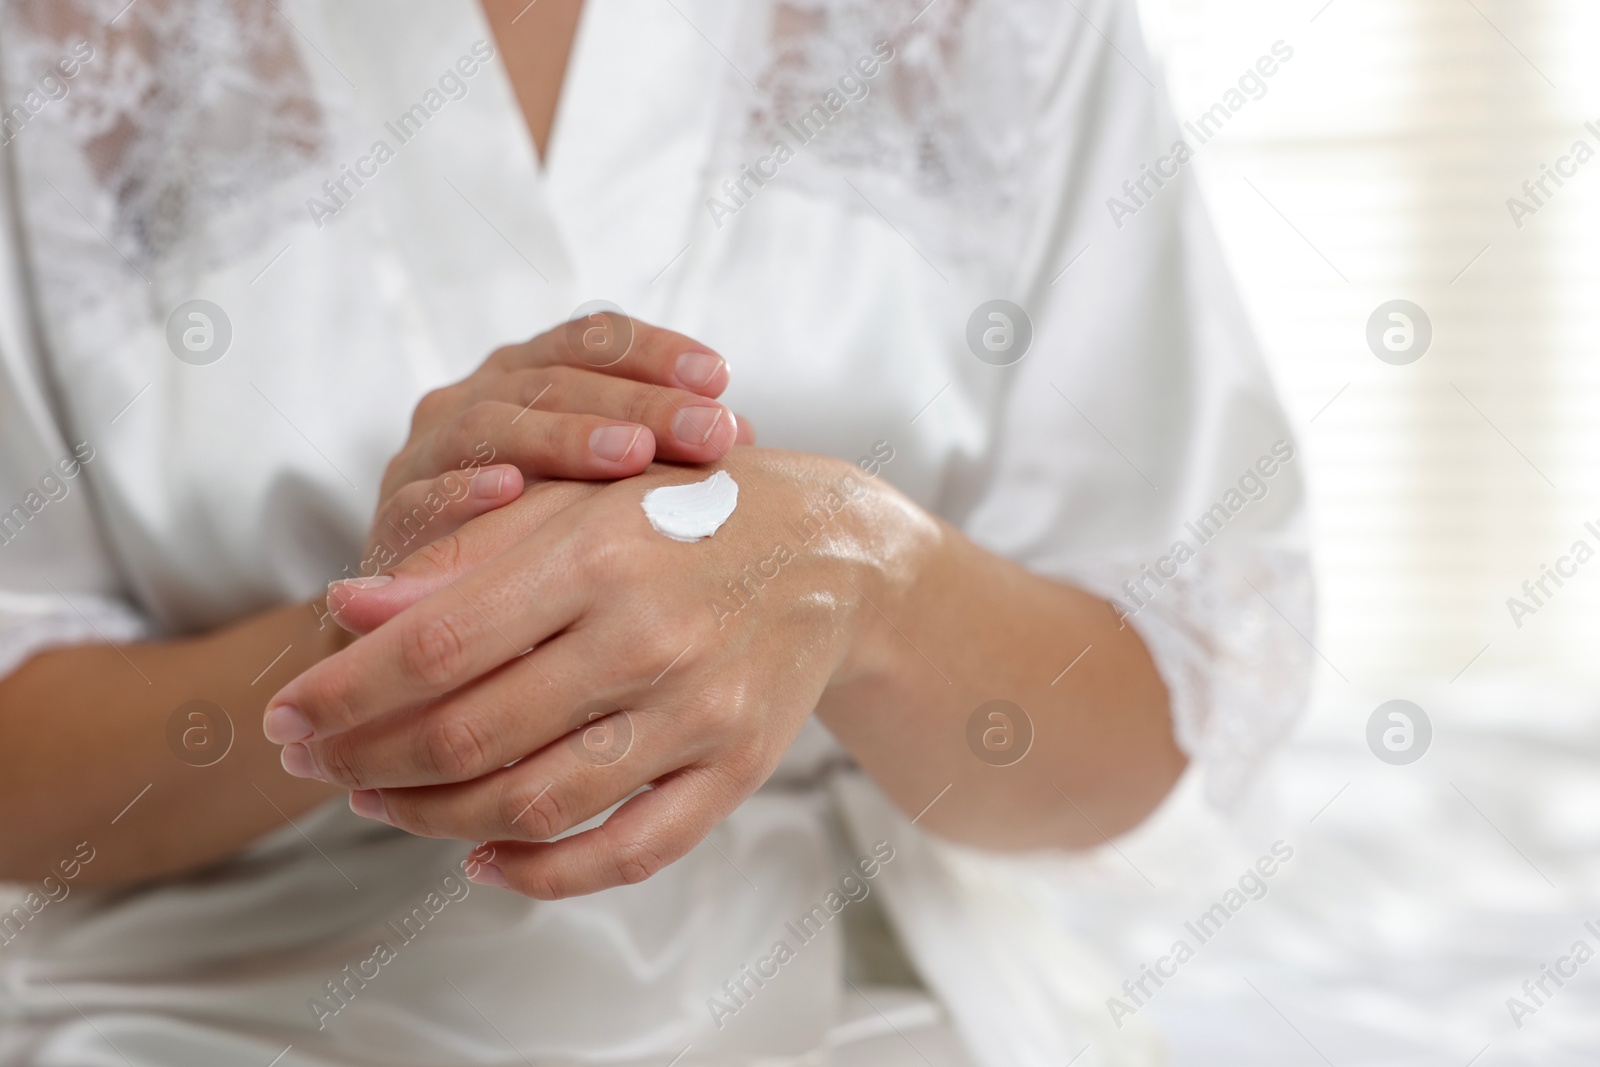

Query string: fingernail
469 862 509 888
349 789 390 823
673 405 726 446
675 351 725 389
263 703 314 743
330 574 392 595
471 467 507 500
590 424 642 463
280 743 325 781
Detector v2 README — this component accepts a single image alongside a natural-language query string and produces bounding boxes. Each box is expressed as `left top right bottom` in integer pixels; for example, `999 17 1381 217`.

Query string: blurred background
1141 0 1600 686
1047 2 1600 1063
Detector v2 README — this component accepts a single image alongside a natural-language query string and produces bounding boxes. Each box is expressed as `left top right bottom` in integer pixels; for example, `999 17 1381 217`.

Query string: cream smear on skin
641 471 739 542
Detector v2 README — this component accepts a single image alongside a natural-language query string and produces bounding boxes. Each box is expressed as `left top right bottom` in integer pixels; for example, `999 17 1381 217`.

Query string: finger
351 465 523 589
347 709 680 844
323 480 602 637
488 315 731 397
469 764 745 899
302 636 589 788
298 610 707 789
465 367 738 464
409 401 661 485
734 413 756 445
264 502 596 742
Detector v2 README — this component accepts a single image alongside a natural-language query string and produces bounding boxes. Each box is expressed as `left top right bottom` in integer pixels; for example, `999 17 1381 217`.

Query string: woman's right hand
385 312 745 495
354 313 752 573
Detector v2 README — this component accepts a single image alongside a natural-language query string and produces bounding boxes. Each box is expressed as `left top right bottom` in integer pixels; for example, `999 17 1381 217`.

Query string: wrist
833 462 943 687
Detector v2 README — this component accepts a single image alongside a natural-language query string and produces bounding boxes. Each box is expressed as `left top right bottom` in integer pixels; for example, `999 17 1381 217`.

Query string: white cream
641 470 739 542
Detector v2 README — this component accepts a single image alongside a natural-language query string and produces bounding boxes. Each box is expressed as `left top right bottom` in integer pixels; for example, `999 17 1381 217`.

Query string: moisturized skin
0 319 750 887
641 471 739 542
0 0 767 890
0 0 1185 898
265 448 1184 900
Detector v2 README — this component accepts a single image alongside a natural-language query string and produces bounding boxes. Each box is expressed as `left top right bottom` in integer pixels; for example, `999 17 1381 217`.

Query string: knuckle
485 344 522 371
537 364 580 394
633 321 674 361
556 314 598 364
524 367 563 410
409 530 466 581
399 611 475 688
620 383 652 425
686 681 761 748
633 625 688 678
516 863 566 901
398 799 444 844
421 714 496 780
611 830 674 886
571 531 627 584
677 603 719 647
302 666 361 736
502 780 569 840
385 794 440 838
676 683 731 735
623 385 655 427
716 742 773 793
458 401 503 445
532 408 577 460
410 390 444 433
313 736 364 789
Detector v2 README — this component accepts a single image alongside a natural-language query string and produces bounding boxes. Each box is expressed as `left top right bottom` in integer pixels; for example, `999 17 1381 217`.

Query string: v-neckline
484 0 590 180
465 0 744 301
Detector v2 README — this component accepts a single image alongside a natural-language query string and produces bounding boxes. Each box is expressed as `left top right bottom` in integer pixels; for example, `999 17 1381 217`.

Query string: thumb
329 480 599 635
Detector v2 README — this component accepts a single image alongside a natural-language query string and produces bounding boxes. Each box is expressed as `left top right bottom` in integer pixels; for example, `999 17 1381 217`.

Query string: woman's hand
346 314 754 580
385 313 745 494
264 450 935 898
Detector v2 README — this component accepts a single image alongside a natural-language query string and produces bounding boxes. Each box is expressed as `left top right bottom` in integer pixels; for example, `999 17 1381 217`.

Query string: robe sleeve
957 0 1314 806
0 154 148 682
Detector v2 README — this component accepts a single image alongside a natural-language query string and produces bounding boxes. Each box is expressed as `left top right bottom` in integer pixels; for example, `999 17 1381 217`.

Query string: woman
0 0 1310 1064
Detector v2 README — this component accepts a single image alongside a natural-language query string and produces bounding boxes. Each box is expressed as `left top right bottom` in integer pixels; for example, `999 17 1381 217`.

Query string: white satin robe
0 1 1310 1064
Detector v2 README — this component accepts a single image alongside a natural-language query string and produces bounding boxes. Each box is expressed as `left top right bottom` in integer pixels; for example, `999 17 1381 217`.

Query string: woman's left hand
262 449 935 898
